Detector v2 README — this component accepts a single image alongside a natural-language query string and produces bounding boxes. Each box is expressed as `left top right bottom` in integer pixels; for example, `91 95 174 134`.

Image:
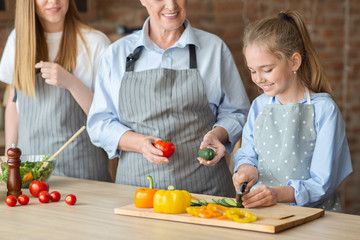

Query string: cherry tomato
29 180 49 197
38 191 50 203
49 191 61 202
154 139 176 158
5 195 17 207
65 194 77 205
18 194 30 205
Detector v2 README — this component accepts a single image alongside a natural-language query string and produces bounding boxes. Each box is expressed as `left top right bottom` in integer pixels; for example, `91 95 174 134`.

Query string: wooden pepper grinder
7 143 22 197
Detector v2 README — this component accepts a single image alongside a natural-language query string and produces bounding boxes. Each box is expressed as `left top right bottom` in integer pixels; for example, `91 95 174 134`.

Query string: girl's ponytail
283 10 333 96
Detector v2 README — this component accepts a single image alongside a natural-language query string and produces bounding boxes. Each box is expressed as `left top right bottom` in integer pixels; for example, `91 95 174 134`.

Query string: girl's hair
13 0 90 97
243 10 333 96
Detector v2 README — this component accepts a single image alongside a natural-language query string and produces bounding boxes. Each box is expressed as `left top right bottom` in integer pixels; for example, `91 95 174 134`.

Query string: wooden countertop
1 176 359 240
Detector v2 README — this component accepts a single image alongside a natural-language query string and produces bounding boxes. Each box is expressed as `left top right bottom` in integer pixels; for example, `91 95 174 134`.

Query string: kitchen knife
236 182 248 207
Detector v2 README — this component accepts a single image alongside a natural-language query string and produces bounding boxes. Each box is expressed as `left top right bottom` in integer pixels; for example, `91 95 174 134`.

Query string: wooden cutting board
114 203 324 233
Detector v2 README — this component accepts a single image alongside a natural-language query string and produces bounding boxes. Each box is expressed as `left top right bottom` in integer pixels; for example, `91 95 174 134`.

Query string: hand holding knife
236 182 248 207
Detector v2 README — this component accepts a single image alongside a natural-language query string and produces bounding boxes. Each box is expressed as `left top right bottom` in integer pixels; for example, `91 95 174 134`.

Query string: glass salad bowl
0 154 54 188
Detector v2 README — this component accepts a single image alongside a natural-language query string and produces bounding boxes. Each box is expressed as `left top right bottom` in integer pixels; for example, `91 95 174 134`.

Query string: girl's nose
253 72 264 84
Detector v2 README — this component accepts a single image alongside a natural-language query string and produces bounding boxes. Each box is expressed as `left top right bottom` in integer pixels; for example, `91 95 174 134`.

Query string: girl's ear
139 0 146 7
291 52 302 72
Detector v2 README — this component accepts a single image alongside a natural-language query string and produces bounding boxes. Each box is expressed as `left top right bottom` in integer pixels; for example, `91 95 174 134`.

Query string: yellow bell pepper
153 185 191 214
225 208 257 223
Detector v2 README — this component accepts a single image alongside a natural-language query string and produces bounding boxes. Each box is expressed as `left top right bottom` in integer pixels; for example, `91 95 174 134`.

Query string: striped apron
116 45 235 197
16 72 111 182
253 88 341 211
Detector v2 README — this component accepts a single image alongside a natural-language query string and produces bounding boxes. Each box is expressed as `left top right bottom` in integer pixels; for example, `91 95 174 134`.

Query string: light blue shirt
87 18 250 159
233 92 352 207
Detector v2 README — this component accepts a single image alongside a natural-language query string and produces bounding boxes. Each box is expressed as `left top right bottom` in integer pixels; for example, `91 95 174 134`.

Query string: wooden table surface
0 176 359 240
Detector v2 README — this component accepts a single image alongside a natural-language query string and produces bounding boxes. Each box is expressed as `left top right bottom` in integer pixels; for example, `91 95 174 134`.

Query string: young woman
0 0 111 181
232 10 352 211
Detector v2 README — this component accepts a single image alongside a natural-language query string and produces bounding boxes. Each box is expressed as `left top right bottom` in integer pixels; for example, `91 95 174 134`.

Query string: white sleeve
88 31 111 91
0 29 16 84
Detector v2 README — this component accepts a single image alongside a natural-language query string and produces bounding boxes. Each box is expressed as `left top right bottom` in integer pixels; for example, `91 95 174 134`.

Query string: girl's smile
245 44 304 104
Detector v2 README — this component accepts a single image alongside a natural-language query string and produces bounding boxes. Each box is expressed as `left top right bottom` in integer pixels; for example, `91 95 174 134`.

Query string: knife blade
236 182 248 207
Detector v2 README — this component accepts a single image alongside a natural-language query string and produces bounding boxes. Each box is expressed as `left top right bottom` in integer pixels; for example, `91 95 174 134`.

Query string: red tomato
154 139 176 158
18 194 30 205
38 191 50 203
65 194 77 205
29 180 49 197
5 195 17 207
49 191 61 202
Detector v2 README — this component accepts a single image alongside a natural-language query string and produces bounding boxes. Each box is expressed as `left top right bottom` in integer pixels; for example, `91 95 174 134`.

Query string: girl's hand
197 131 225 166
141 136 169 164
241 185 277 208
35 61 75 90
232 164 258 193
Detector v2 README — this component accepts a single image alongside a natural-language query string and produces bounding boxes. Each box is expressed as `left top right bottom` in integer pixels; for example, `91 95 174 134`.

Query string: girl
232 10 352 211
0 0 111 181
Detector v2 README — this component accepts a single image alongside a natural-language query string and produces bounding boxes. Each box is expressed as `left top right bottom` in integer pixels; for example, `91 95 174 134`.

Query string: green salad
1 154 54 188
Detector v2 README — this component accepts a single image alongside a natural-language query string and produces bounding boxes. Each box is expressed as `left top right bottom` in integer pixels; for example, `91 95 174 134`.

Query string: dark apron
16 72 111 181
116 45 235 197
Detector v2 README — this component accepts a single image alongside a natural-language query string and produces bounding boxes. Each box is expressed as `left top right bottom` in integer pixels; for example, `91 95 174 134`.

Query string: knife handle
239 182 248 193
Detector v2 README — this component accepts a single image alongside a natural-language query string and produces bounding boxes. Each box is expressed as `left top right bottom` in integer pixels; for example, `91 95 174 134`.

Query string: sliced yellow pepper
186 207 200 216
153 185 191 214
225 208 257 223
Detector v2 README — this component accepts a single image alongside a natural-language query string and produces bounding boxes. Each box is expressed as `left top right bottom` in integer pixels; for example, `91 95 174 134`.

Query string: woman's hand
141 136 170 164
119 132 169 165
232 164 258 193
35 61 76 90
197 131 226 166
35 61 93 114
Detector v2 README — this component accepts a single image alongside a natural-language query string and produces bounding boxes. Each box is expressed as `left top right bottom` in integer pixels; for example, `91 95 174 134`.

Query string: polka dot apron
253 88 341 211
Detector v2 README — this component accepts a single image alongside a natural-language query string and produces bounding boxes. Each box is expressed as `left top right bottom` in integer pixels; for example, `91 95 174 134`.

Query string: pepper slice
134 176 158 208
225 208 257 223
22 171 33 182
186 207 200 216
206 204 225 218
186 204 228 219
198 205 214 218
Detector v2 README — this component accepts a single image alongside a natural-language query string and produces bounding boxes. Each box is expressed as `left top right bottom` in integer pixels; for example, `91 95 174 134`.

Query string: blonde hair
243 10 333 96
13 0 90 97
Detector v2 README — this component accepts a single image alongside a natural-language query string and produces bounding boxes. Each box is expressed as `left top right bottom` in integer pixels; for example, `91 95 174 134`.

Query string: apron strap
125 44 198 72
13 88 17 102
305 87 311 104
126 46 143 72
189 44 197 69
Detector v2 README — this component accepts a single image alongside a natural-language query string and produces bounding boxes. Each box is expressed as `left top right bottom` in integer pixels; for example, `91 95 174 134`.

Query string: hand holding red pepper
154 139 176 158
135 176 158 208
